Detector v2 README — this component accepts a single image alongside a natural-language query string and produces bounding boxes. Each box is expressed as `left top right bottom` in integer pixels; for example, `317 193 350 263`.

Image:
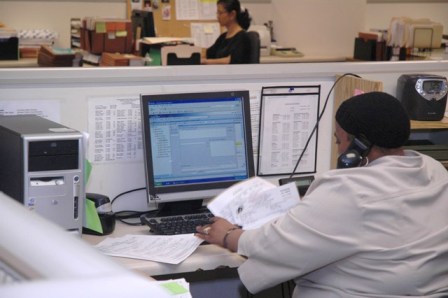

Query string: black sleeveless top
206 31 251 64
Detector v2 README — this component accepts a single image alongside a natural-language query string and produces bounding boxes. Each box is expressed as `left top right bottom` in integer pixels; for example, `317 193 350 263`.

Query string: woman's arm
202 31 249 65
201 56 231 65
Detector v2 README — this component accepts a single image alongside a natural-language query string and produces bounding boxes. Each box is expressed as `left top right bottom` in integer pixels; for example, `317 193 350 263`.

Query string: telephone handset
337 135 372 169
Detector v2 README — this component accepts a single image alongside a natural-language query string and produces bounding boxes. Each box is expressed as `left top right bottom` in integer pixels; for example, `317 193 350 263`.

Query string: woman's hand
195 217 243 252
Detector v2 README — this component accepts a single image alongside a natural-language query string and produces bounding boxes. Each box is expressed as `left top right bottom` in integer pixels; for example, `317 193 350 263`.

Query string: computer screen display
131 9 156 40
140 91 255 207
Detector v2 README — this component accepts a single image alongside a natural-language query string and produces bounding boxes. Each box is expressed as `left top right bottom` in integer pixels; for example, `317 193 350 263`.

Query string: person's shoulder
235 30 247 36
216 32 227 41
411 150 448 174
233 30 249 40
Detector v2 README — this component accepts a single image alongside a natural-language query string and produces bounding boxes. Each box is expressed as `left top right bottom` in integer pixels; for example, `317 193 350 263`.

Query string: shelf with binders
406 122 448 170
70 18 82 50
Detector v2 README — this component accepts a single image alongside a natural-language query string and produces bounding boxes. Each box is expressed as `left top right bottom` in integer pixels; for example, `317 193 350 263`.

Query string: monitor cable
110 187 151 225
288 73 362 179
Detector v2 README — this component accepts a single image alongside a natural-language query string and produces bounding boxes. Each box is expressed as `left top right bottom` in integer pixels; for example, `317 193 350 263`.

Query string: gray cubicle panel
0 61 447 213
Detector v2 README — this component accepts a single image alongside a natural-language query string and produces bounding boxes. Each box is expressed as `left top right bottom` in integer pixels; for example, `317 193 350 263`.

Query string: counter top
1 49 445 68
0 54 347 68
260 54 346 63
82 221 246 277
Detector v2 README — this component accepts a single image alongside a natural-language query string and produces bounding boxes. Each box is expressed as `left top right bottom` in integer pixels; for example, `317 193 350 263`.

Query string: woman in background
202 0 251 64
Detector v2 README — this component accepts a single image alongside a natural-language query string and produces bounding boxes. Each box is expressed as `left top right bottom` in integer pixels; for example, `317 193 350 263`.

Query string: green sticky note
84 199 103 233
160 282 189 295
84 159 92 185
96 22 106 33
116 30 127 37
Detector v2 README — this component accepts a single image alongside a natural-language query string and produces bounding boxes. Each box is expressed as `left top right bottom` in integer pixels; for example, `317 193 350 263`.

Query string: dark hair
218 0 252 30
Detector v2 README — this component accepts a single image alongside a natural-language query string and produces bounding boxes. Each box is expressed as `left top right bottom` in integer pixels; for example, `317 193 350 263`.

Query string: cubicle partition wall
0 61 447 213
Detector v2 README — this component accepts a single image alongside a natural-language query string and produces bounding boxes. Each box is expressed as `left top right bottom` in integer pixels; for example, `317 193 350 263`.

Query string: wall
0 0 364 57
271 0 365 57
0 0 447 57
365 2 448 33
0 1 126 48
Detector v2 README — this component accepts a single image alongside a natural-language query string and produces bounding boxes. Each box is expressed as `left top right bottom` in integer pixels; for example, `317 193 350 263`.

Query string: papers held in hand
207 177 300 230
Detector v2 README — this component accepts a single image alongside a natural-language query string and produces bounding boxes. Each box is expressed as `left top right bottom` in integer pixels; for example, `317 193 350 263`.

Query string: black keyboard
140 212 214 235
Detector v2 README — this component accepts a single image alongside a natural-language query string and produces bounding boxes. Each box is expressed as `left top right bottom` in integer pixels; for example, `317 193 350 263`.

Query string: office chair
246 31 261 64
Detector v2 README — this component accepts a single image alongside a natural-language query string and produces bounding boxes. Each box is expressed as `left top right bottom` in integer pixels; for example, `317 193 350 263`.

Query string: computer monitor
140 90 255 215
131 9 156 40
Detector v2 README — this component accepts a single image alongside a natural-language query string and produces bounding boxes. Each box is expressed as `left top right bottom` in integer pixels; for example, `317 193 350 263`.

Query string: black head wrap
336 91 410 148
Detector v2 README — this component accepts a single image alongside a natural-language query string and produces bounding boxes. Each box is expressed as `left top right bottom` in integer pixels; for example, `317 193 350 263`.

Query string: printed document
208 177 300 230
95 234 203 264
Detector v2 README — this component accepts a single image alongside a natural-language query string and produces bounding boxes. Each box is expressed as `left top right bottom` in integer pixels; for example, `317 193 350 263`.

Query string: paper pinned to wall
190 22 220 48
0 100 60 123
257 85 321 176
87 96 143 164
176 0 216 20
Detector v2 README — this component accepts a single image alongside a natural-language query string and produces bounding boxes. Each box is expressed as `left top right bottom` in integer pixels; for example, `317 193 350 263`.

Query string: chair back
161 45 201 65
246 31 260 64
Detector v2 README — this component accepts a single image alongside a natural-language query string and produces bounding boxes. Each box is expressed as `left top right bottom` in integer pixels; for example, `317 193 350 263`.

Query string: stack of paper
208 177 300 230
18 29 58 58
387 17 444 49
95 234 203 264
142 37 194 45
0 26 17 38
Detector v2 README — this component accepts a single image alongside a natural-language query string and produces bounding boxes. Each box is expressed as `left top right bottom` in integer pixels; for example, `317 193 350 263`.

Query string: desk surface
0 58 38 67
410 117 448 129
82 221 245 276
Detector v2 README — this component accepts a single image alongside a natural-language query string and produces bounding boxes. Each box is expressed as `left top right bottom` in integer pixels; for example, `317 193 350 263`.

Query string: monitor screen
131 9 156 40
140 90 255 207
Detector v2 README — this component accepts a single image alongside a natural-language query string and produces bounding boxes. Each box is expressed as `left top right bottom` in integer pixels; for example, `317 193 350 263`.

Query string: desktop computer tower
0 115 85 234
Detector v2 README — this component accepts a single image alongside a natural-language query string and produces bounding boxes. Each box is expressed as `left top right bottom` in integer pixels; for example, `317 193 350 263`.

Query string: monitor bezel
140 90 255 203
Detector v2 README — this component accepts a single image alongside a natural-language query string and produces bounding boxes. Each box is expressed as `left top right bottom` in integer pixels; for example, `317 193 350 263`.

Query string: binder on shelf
354 32 387 61
100 52 144 66
37 45 81 67
80 17 133 55
0 27 19 60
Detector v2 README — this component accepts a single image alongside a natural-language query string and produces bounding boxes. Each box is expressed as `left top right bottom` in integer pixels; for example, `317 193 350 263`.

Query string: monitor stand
154 199 210 217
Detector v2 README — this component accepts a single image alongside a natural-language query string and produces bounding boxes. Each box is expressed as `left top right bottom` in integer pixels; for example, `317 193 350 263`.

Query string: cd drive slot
30 177 65 186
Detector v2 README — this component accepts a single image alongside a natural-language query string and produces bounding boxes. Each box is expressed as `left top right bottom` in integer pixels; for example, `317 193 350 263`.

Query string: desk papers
142 37 193 45
208 177 300 230
95 234 203 264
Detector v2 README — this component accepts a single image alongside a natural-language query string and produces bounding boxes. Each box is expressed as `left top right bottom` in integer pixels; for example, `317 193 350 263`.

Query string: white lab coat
238 150 448 297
